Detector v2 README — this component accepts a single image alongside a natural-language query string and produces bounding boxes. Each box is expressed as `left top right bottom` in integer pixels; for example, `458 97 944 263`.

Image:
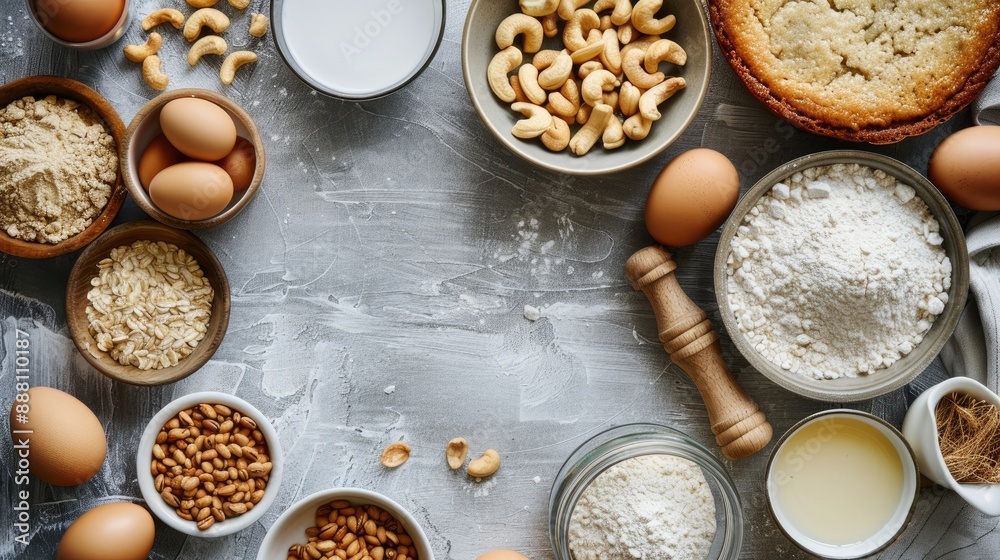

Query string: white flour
568 455 716 560
726 163 951 379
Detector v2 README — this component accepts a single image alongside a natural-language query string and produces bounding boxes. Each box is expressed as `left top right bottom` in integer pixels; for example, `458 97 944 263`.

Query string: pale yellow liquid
770 416 904 546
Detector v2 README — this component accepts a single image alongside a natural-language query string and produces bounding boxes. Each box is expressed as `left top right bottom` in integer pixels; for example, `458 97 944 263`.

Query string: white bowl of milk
271 0 446 99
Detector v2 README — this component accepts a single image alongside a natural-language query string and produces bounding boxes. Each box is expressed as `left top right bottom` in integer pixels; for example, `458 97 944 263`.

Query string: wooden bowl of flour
713 151 969 402
0 76 126 259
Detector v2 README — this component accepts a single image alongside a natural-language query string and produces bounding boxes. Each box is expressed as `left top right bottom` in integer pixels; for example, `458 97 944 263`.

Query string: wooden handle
625 246 772 460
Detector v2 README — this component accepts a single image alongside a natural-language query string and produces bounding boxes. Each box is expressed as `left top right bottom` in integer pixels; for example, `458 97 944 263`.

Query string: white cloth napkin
972 73 1000 125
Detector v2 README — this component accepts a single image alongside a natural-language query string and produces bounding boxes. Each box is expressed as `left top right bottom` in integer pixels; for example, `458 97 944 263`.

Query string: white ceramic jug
902 376 1000 516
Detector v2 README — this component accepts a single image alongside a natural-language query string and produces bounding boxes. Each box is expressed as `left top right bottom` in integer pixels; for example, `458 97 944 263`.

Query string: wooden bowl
66 221 231 386
120 89 265 230
0 76 127 258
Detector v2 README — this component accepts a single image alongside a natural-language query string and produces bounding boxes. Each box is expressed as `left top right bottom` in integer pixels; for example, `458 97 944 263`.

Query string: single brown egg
215 136 257 191
149 162 234 220
160 98 237 161
645 148 740 247
476 551 532 560
37 0 125 43
57 503 155 560
139 134 187 190
928 125 1000 210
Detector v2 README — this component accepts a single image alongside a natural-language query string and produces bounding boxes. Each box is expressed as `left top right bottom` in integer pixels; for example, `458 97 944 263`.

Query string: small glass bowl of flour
549 424 743 560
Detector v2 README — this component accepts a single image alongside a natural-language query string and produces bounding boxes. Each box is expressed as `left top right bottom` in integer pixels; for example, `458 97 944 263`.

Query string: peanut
445 438 469 470
288 501 416 560
380 442 411 468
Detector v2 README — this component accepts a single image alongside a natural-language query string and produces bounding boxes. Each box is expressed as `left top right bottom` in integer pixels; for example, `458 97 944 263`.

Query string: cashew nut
220 50 258 85
582 69 620 106
142 8 184 31
509 75 529 103
603 116 625 149
183 8 231 42
569 103 613 155
381 442 411 468
576 103 592 124
619 81 642 116
623 48 665 89
228 0 250 9
557 0 590 20
570 37 606 64
496 14 544 53
188 35 227 66
618 20 637 44
123 32 162 63
537 49 573 90
595 0 633 25
467 449 501 478
186 0 218 7
520 0 559 17
488 46 523 102
563 9 600 52
518 64 548 105
511 102 555 138
645 39 687 72
142 55 168 91
446 438 469 470
623 113 653 140
600 28 622 75
620 34 662 60
249 14 268 38
577 60 604 79
599 14 613 31
541 117 570 151
639 77 685 120
532 49 560 70
542 13 560 37
603 90 620 112
548 78 580 117
632 0 676 35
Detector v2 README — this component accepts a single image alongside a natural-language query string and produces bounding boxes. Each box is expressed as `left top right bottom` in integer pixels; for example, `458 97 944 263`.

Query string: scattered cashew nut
618 20 637 44
467 449 501 478
511 102 555 138
570 38 606 64
142 55 168 91
582 69 619 106
228 0 250 9
489 46 523 102
446 438 469 470
186 0 218 7
623 113 653 140
520 0 559 17
603 116 625 149
142 8 184 31
532 49 561 70
570 103 613 155
496 14 544 53
249 14 268 38
220 51 258 85
548 79 580 117
542 117 571 151
381 441 411 468
542 13 560 37
183 8 231 42
123 32 162 63
645 39 687 72
188 35 227 66
632 0 676 35
577 60 604 79
619 81 642 116
623 48 665 89
563 9 600 52
595 0 633 25
557 0 590 20
600 28 622 74
518 64 548 105
537 49 573 90
576 102 592 124
639 77 686 120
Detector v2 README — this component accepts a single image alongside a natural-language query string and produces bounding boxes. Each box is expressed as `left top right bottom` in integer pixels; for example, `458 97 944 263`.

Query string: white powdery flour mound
726 163 951 380
568 455 716 560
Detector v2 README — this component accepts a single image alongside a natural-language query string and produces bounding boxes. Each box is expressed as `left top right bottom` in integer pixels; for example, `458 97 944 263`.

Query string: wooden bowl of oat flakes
65 220 231 386
0 75 126 258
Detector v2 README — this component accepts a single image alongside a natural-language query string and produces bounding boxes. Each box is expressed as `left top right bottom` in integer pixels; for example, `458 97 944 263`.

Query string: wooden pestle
625 246 772 460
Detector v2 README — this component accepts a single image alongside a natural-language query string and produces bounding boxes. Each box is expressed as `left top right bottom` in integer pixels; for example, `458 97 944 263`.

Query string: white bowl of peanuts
137 391 282 537
257 488 435 560
462 0 713 175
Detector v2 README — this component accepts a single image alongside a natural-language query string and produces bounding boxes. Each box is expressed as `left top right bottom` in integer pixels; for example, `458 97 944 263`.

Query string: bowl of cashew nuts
462 0 712 175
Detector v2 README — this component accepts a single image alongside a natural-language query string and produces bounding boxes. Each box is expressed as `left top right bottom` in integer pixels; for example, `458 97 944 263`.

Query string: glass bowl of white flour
714 150 969 402
549 424 743 560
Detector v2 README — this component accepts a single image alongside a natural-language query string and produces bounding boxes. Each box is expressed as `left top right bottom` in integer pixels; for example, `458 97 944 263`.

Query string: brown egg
139 134 187 190
57 503 155 560
928 125 1000 210
9 387 106 486
149 162 234 220
477 551 532 560
37 0 125 43
215 136 257 191
645 148 740 247
160 98 237 161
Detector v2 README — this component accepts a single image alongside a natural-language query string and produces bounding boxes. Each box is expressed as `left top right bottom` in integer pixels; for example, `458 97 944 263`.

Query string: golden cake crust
709 0 1000 143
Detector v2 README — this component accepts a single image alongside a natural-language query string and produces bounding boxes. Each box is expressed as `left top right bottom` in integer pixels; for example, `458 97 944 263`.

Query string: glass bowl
549 424 743 560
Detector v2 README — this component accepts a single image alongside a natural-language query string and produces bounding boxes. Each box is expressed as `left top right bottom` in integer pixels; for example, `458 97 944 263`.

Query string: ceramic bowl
121 89 265 230
0 76 127 258
256 488 435 560
65 220 231 386
25 0 131 50
713 150 969 402
903 376 1000 516
461 0 712 175
137 391 282 538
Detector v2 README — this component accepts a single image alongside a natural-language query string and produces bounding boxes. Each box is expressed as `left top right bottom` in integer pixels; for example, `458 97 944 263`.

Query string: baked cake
709 0 1000 143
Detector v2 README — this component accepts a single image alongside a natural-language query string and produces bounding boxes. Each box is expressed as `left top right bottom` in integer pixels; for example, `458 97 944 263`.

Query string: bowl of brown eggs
121 89 265 229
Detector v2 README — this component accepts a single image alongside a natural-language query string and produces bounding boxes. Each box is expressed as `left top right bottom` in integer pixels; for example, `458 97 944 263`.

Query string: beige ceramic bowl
65 221 231 386
461 0 712 175
714 151 969 402
121 89 265 230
